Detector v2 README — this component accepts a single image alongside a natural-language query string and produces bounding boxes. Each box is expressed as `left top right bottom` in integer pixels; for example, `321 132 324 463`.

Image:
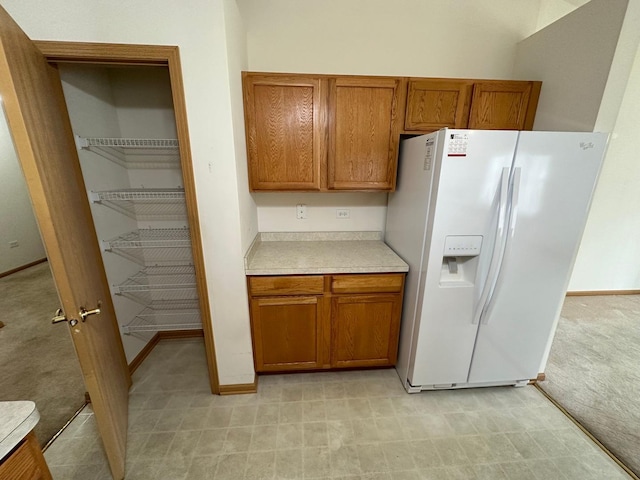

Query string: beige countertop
244 232 409 275
0 401 39 461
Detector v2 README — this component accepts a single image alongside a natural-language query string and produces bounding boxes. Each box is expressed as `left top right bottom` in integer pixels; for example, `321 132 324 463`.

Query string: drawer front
249 275 324 296
331 274 404 294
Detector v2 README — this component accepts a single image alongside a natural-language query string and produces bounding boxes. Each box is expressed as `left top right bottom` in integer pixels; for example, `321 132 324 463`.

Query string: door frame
34 41 220 394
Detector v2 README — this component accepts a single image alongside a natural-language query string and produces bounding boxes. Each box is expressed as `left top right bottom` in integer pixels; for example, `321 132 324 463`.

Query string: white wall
535 0 589 30
238 0 543 234
570 41 640 290
570 0 640 291
255 193 388 232
0 0 256 385
515 0 640 291
238 0 540 77
0 114 46 273
223 0 258 254
514 0 629 132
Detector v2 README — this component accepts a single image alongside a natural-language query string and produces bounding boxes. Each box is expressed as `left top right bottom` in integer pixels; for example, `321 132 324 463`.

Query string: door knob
79 303 101 322
52 309 79 327
51 308 67 324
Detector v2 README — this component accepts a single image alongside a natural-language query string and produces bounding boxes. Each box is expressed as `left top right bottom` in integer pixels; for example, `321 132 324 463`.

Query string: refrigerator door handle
509 167 522 236
472 167 510 325
481 167 522 325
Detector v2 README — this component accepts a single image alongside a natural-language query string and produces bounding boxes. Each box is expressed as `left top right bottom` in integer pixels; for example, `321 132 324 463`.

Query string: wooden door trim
33 40 220 394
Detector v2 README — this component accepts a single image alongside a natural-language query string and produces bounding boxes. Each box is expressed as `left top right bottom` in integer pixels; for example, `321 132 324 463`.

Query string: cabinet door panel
331 294 402 368
243 74 325 190
468 81 536 130
251 296 323 371
328 77 405 191
405 79 473 131
0 432 52 480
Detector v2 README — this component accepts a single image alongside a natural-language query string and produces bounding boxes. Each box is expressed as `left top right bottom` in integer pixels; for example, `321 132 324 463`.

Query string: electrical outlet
296 204 308 219
9 240 19 248
336 208 350 219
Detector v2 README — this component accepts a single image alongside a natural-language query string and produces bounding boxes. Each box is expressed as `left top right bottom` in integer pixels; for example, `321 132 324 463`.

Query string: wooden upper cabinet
242 73 541 192
328 77 406 191
404 79 474 131
468 81 541 130
243 73 326 191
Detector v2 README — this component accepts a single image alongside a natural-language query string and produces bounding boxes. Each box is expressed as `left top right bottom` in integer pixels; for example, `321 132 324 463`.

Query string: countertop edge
244 232 409 276
0 401 40 462
246 266 409 275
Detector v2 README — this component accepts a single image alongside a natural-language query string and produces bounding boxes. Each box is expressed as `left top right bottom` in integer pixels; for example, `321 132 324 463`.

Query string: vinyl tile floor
43 339 630 480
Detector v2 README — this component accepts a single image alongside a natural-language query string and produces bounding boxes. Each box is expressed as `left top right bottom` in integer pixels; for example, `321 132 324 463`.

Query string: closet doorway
0 7 219 477
35 42 220 400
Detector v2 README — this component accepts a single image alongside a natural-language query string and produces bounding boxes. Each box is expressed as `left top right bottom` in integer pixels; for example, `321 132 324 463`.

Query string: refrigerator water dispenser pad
440 235 483 287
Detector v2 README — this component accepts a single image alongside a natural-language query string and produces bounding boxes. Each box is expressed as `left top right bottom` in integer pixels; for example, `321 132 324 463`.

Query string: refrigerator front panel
410 130 519 387
468 132 608 383
385 131 441 388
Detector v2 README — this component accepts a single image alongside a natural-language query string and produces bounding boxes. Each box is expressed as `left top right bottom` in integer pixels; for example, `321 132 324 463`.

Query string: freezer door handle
481 167 522 325
472 167 510 325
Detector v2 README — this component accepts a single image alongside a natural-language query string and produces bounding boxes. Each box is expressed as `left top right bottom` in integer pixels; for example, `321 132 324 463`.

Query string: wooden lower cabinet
331 294 402 368
248 273 405 373
250 296 323 371
0 432 52 480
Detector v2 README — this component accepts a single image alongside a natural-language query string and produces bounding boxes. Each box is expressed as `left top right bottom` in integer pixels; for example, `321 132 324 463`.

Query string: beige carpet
0 262 86 447
539 294 640 476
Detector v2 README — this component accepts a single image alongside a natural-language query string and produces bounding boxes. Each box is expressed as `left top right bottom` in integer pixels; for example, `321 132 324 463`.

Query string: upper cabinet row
242 73 541 192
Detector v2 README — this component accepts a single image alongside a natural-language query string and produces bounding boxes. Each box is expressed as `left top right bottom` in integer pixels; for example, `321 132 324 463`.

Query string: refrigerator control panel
443 235 483 256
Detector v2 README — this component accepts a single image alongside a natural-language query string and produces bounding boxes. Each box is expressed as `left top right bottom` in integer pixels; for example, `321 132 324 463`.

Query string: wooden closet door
0 6 130 479
328 77 406 191
243 73 326 191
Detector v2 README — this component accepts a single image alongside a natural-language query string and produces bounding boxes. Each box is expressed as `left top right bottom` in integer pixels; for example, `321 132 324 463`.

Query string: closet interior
58 64 205 363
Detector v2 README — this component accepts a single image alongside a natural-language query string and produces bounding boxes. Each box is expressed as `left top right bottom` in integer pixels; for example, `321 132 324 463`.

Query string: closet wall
59 65 200 361
0 113 46 274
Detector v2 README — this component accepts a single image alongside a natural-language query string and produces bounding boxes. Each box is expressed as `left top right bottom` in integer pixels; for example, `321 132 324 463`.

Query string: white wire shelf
122 307 202 334
102 228 193 266
90 188 187 220
76 135 181 169
114 265 199 309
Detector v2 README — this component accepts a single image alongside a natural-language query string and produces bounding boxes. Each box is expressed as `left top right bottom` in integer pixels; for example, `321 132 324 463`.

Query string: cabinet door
405 79 473 131
468 81 540 130
0 432 52 480
331 294 402 368
328 77 406 191
243 73 326 191
250 296 323 371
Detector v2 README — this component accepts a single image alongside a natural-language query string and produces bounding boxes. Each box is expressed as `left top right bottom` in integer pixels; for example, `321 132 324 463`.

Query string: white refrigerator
385 129 608 392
